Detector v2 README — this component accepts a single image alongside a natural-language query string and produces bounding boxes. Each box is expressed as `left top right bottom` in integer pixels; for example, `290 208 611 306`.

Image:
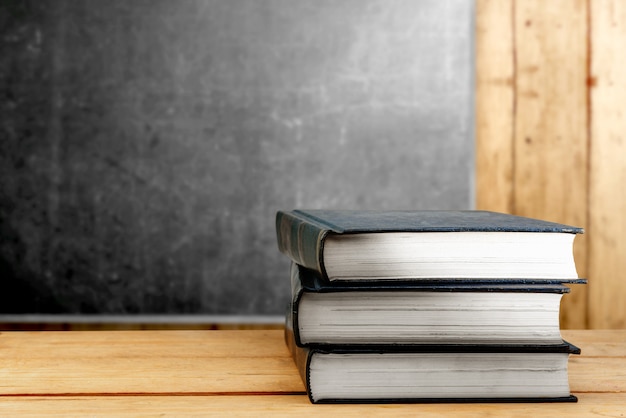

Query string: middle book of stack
275 209 586 404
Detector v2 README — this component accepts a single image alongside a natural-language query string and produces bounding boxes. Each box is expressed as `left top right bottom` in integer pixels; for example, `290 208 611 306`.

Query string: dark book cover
288 264 580 348
275 210 584 282
284 322 580 404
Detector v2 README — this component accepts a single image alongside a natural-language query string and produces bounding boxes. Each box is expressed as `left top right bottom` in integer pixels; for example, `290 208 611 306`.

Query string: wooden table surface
0 329 624 416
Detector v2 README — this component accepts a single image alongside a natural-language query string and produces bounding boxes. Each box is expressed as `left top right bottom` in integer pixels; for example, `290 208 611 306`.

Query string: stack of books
276 210 585 404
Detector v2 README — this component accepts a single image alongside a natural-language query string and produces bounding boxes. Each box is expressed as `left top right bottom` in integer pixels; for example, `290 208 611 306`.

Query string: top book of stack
275 210 584 283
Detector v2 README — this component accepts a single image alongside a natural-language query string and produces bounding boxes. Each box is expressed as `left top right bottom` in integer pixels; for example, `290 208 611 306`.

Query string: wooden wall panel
589 0 626 328
476 0 589 328
476 0 515 214
478 0 626 328
513 0 589 328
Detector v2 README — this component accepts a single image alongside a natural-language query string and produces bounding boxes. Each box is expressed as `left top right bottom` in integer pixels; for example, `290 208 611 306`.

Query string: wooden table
0 329 624 416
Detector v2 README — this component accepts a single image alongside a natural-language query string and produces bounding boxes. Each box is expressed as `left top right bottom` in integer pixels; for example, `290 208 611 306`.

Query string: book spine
284 312 314 401
275 211 329 277
288 262 305 347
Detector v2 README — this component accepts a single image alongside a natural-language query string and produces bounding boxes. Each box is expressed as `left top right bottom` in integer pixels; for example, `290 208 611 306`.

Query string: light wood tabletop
0 329 624 416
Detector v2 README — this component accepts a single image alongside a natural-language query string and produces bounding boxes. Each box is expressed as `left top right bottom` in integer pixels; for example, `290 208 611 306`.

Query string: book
285 323 580 404
276 210 584 282
289 263 581 346
288 263 577 347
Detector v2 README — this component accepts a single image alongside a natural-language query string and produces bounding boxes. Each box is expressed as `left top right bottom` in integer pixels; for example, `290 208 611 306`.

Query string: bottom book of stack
285 323 579 404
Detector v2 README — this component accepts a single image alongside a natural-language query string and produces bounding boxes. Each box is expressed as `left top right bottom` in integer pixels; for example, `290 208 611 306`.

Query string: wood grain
588 0 626 329
475 0 591 328
562 329 626 356
0 330 303 395
0 330 623 394
513 0 589 329
0 330 623 416
0 394 624 417
475 0 515 213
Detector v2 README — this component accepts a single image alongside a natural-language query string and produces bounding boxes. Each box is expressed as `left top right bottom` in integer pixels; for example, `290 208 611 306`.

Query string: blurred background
1 0 624 330
0 0 474 328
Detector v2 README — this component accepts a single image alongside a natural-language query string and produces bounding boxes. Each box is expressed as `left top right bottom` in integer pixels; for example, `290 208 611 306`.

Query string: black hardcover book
288 264 580 347
276 210 584 283
284 322 580 404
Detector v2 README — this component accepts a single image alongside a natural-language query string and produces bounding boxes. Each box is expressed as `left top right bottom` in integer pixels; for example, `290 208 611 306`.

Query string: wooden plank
475 0 515 213
0 394 623 417
569 357 626 392
0 330 304 395
562 329 626 356
513 0 589 329
1 330 624 397
588 0 626 329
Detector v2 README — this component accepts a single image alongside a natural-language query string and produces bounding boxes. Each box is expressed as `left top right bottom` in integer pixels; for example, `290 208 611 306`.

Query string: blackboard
0 0 474 317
